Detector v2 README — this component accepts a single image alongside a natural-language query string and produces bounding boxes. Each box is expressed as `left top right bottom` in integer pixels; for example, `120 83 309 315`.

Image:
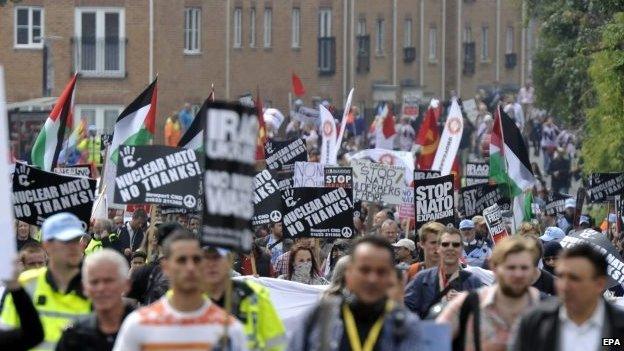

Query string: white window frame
249 8 256 47
429 27 437 62
357 18 366 36
376 18 385 54
292 8 301 48
463 25 472 43
319 8 332 38
481 26 489 61
404 18 412 48
74 7 125 77
263 8 272 48
506 26 514 54
74 105 124 133
233 8 242 48
184 7 201 54
14 6 44 49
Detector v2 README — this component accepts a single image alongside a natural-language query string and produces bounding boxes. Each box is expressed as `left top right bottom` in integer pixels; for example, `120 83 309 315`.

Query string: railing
73 37 126 78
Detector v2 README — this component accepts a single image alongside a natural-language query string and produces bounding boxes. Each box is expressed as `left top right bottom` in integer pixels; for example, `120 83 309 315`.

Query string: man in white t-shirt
113 230 247 351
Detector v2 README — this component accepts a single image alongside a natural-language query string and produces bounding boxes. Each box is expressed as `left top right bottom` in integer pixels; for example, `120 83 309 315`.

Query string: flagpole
496 105 517 232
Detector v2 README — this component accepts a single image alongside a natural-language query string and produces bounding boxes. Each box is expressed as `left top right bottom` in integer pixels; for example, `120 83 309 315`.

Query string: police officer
460 219 492 268
1 213 91 351
203 246 286 351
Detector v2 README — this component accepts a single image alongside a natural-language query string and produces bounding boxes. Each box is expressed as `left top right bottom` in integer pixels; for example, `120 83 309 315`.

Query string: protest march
4 2 624 351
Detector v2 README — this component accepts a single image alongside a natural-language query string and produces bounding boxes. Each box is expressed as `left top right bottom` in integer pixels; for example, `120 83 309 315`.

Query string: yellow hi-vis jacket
0 267 91 351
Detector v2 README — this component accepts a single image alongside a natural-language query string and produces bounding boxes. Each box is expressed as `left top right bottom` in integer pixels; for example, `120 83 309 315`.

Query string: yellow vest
0 267 91 351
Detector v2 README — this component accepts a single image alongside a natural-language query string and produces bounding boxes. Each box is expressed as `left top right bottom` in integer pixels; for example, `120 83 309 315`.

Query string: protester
542 241 563 276
540 117 559 170
273 237 317 277
256 221 285 266
460 219 492 268
178 102 193 132
371 209 391 235
164 111 182 146
234 242 274 277
437 236 542 350
380 219 400 243
322 239 349 279
1 213 91 350
137 225 159 263
84 218 113 255
104 209 147 260
113 231 247 350
393 238 416 269
19 242 47 270
539 226 565 244
548 147 571 194
404 228 484 318
129 250 147 274
407 221 446 281
56 250 134 351
396 116 416 151
523 234 557 296
323 255 351 298
511 244 624 351
278 247 327 285
16 220 37 251
288 236 423 350
203 246 286 350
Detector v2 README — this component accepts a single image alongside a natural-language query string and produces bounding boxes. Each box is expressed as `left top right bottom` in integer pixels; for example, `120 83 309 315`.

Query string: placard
414 174 455 229
460 183 509 218
293 161 325 187
352 160 405 205
483 203 509 244
324 167 352 188
399 187 415 220
202 101 258 252
264 138 307 171
114 145 202 208
252 170 283 226
465 162 489 186
54 164 93 178
414 170 441 181
588 173 624 203
13 163 96 227
544 192 572 216
282 187 354 238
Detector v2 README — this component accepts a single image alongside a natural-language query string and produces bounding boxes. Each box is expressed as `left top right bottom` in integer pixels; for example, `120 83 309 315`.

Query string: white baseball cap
392 239 416 252
42 213 86 242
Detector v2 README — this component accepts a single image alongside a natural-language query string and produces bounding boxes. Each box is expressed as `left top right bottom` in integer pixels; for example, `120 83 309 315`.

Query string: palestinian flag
178 90 214 151
31 74 78 171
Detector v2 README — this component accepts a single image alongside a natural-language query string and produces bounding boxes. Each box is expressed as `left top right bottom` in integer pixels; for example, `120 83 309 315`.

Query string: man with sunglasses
404 228 483 318
1 213 92 351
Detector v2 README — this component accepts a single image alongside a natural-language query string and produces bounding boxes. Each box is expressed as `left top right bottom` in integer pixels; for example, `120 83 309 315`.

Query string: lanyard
342 300 393 351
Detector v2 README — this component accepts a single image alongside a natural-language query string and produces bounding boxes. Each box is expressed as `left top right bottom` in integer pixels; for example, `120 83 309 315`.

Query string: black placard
252 170 284 226
114 145 202 209
414 174 455 230
414 170 441 181
264 138 307 171
324 167 353 188
544 192 572 216
460 183 509 218
588 173 624 203
13 163 96 227
202 101 258 252
282 187 354 238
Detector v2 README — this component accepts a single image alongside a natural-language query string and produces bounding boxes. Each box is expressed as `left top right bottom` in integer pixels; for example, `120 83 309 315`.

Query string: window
184 7 201 53
264 8 272 47
74 8 125 77
404 18 412 47
292 8 300 48
250 8 256 47
506 26 514 54
376 19 385 54
357 18 366 36
463 25 473 43
15 7 44 48
233 8 242 48
429 27 437 61
481 26 489 61
356 18 369 73
319 8 331 38
318 8 334 74
75 105 123 134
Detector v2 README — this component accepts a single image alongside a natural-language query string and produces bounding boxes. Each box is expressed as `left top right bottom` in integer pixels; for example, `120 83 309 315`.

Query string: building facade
0 0 531 144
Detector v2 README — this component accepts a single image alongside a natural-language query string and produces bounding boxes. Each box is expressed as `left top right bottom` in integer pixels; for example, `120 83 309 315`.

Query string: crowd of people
3 85 622 351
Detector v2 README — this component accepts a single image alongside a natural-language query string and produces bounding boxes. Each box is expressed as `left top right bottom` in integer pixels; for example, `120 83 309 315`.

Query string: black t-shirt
532 269 556 296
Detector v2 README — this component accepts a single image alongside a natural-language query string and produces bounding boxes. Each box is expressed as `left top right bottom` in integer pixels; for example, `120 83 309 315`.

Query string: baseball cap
459 219 475 230
579 215 590 225
392 239 416 252
540 226 565 243
202 246 230 257
564 198 576 209
42 213 85 242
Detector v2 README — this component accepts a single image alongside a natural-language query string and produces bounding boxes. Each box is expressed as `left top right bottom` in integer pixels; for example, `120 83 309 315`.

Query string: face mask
292 261 312 281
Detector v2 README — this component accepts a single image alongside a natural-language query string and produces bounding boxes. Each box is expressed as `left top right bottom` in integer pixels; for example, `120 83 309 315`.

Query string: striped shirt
113 297 248 351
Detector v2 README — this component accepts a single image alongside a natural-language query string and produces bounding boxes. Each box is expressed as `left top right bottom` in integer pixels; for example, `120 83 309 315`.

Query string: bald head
380 219 399 243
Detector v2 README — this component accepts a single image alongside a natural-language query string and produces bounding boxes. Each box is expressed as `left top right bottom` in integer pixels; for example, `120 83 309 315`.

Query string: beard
498 280 529 298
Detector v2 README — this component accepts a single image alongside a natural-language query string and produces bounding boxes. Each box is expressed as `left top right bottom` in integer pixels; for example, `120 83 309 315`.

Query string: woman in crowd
279 246 327 285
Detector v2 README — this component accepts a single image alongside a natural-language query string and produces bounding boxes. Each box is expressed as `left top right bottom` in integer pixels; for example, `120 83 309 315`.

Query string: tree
582 12 624 172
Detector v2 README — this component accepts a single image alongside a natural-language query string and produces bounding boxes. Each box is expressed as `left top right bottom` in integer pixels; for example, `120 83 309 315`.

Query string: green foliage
582 12 624 172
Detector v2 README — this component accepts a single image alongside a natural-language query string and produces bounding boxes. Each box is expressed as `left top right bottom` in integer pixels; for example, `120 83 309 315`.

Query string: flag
31 74 78 171
490 105 535 227
178 90 214 151
416 105 440 169
432 98 463 175
103 79 157 205
374 103 396 150
320 105 337 164
67 117 88 165
335 88 354 162
291 72 306 97
255 90 267 160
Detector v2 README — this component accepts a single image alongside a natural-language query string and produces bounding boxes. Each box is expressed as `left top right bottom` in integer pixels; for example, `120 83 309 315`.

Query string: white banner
347 149 414 185
335 88 354 161
432 98 463 175
319 105 337 165
0 67 16 280
352 160 404 205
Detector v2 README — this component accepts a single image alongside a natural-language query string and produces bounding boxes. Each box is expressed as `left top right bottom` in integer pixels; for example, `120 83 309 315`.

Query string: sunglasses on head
440 241 461 248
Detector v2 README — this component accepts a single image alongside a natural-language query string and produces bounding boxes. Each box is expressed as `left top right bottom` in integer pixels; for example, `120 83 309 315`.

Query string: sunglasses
440 241 461 248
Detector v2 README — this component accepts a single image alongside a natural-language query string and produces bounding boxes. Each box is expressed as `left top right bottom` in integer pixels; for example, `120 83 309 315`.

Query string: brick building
0 0 532 146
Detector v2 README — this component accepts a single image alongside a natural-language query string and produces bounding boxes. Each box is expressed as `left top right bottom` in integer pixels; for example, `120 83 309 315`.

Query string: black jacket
0 288 44 351
511 298 624 351
103 224 144 257
56 303 135 351
126 259 169 306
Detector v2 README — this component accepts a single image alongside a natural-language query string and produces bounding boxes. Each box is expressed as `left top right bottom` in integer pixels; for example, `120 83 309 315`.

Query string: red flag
255 90 266 160
291 73 306 97
382 105 396 138
416 106 440 169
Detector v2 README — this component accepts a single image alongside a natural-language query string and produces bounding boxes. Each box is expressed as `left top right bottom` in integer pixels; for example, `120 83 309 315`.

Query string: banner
465 162 489 186
13 163 96 227
54 164 93 178
587 173 624 203
113 145 202 209
432 99 464 175
399 187 415 220
324 167 352 188
460 183 509 218
544 192 572 216
352 160 404 205
282 187 354 238
415 174 455 230
320 105 337 165
292 106 320 125
252 170 283 226
293 161 325 187
264 138 307 171
202 101 258 252
347 149 414 184
483 203 509 244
